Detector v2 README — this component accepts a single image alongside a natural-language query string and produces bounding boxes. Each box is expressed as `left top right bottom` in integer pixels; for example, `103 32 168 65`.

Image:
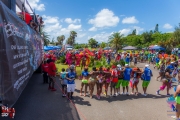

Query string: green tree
100 42 106 48
142 31 153 46
69 31 77 46
57 35 65 45
174 26 180 44
108 32 124 52
50 37 55 45
66 37 73 45
132 29 136 35
154 24 159 33
88 38 98 48
40 28 50 46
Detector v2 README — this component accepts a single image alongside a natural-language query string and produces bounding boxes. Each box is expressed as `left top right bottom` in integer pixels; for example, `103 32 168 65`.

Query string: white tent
122 46 137 50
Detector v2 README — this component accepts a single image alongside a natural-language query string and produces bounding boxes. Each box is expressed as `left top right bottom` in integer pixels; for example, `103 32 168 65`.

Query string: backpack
141 73 145 80
61 72 66 79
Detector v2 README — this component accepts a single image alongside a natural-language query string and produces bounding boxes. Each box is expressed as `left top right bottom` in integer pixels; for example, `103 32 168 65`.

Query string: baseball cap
125 64 129 67
145 64 149 67
117 64 121 68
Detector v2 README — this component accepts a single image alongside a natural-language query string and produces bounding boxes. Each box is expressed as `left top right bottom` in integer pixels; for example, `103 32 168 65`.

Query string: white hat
117 64 121 68
171 62 174 64
125 64 129 66
145 64 149 67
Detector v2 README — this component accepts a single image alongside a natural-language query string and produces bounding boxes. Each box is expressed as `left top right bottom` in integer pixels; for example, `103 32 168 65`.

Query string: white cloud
28 0 45 11
122 16 139 24
119 29 131 36
43 15 59 24
43 15 82 42
163 23 173 29
64 18 81 24
89 27 97 31
45 23 62 33
88 9 119 28
43 15 62 34
133 26 144 34
68 24 82 30
78 33 86 38
88 32 111 42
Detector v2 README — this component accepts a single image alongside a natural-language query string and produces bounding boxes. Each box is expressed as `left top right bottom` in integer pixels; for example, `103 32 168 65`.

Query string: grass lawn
56 64 92 75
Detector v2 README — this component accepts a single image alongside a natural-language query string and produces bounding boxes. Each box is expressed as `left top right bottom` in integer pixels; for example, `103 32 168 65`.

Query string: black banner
0 1 43 107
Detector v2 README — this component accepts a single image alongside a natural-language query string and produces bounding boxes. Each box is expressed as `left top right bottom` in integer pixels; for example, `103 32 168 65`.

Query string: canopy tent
44 46 61 51
149 45 165 50
122 46 137 50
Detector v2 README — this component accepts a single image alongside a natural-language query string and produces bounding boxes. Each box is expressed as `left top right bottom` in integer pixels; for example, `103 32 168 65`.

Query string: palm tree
40 28 50 46
174 26 180 44
57 35 65 45
66 37 73 45
70 31 77 45
108 32 124 52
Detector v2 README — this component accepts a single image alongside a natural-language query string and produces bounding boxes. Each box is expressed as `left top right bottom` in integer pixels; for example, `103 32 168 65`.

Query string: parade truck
0 0 44 108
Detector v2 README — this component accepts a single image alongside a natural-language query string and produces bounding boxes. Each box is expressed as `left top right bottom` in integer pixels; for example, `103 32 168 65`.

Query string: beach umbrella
122 46 137 50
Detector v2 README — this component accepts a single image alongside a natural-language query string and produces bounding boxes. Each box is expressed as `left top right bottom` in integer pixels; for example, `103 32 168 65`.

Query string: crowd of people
41 49 180 119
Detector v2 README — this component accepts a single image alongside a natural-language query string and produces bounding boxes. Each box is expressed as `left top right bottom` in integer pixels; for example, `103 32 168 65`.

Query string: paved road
2 74 80 120
73 63 174 120
1 63 175 120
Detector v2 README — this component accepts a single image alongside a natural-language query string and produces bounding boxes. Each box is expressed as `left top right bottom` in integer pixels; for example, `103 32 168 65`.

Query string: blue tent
44 46 54 51
149 46 165 50
53 46 61 49
44 46 61 51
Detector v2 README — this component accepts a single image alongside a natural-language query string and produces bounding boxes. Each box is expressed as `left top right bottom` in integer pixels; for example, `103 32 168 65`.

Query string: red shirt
41 63 49 72
20 12 32 24
48 62 56 76
111 70 118 82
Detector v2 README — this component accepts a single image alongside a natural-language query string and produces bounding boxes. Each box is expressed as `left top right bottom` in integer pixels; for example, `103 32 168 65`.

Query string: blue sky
29 0 180 43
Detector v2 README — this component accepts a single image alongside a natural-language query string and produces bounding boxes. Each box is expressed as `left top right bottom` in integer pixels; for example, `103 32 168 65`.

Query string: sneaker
98 96 100 99
62 94 65 97
64 94 67 97
118 92 120 95
121 92 125 95
113 94 116 97
135 92 138 95
126 92 129 96
131 92 134 95
143 94 147 96
167 94 171 96
51 88 57 91
156 91 160 95
115 93 118 96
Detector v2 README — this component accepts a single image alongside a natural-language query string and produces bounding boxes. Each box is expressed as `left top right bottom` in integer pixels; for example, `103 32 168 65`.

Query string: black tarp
0 1 43 107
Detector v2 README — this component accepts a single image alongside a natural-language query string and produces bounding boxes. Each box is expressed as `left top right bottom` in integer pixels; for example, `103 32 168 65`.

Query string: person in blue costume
174 69 180 120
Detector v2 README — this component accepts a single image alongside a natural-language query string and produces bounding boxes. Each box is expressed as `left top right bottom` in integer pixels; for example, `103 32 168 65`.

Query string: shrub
119 60 125 66
56 60 61 64
59 56 66 63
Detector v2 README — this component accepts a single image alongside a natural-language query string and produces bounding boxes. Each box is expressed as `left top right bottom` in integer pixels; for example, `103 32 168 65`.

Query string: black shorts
61 84 67 89
111 82 117 88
